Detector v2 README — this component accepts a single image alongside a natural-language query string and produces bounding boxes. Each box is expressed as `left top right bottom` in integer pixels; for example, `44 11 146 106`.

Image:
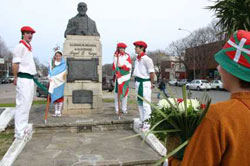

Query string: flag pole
44 79 51 125
117 52 121 120
44 94 50 124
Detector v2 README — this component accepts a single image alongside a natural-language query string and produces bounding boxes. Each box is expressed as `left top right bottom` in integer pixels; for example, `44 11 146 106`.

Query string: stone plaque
72 90 93 105
77 125 92 133
67 58 99 82
66 42 99 57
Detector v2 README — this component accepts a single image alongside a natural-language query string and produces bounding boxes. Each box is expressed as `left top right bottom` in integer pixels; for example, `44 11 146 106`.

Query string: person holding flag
112 43 132 116
48 50 67 117
133 41 155 132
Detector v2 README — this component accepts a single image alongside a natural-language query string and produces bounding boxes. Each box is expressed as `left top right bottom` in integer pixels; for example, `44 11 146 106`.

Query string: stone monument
63 2 102 114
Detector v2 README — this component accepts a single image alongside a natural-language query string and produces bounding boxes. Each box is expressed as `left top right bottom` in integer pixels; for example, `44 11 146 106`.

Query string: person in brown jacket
169 30 250 166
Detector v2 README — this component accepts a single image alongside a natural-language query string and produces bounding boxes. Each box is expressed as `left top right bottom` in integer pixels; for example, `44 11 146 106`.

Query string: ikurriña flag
112 52 132 99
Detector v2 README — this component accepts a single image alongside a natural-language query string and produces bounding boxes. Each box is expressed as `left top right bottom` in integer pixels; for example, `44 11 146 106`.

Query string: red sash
19 40 32 51
137 52 145 61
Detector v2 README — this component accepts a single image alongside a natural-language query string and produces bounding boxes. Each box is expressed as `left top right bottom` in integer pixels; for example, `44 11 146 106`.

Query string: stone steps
14 130 161 166
34 119 134 134
2 105 164 166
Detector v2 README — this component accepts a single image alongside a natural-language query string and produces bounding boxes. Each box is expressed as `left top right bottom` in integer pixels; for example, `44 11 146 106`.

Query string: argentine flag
48 58 67 103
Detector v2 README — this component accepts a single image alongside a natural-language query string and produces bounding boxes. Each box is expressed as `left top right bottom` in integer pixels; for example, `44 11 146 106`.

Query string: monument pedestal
63 35 102 114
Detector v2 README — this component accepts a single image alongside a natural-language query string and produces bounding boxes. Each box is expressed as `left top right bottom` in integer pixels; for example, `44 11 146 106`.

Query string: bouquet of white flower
141 86 211 162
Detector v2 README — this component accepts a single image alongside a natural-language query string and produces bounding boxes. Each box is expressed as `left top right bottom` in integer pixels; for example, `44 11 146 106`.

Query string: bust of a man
64 2 100 37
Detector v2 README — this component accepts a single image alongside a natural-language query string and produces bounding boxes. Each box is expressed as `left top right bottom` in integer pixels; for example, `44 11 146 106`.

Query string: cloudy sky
0 0 216 65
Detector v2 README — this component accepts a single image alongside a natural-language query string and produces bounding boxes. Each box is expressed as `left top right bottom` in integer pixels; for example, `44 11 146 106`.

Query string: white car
210 80 223 90
186 80 211 91
8 76 15 82
168 80 178 86
177 79 188 86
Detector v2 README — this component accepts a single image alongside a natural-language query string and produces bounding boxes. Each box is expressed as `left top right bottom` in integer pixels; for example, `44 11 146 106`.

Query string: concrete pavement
11 102 162 166
14 130 161 166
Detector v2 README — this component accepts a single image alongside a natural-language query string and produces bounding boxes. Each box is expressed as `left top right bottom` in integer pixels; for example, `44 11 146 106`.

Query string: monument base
63 35 102 114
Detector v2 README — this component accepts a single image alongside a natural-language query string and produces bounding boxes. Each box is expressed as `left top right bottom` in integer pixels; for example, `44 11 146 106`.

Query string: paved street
0 83 43 104
129 82 230 104
0 83 230 105
0 84 16 104
164 85 230 104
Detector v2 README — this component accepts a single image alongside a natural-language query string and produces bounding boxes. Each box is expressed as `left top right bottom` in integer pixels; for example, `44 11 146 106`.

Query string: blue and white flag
48 58 67 103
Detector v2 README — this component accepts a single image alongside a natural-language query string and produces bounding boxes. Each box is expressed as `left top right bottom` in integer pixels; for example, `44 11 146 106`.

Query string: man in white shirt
12 26 37 139
133 41 155 131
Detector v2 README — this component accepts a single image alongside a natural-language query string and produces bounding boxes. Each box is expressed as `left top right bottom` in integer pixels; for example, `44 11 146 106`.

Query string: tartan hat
215 30 250 82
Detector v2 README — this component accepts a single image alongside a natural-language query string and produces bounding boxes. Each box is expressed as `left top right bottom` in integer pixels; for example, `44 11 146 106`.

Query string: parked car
1 77 11 84
186 79 211 91
210 80 223 90
8 76 15 83
0 77 4 84
102 76 114 92
168 79 178 86
36 79 49 97
177 79 188 86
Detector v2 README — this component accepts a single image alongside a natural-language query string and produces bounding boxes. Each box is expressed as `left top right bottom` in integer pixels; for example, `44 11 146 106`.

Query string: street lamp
178 28 196 80
178 28 192 34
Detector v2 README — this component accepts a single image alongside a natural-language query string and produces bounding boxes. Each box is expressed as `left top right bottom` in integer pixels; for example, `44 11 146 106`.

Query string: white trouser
114 93 128 113
15 77 34 139
135 81 152 125
54 102 63 115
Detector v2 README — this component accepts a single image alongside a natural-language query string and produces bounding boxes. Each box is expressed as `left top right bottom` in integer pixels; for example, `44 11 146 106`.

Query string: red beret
117 43 127 49
133 41 147 48
21 26 36 33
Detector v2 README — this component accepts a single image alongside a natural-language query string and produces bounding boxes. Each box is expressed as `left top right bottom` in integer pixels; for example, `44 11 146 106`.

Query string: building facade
185 40 225 80
160 56 186 81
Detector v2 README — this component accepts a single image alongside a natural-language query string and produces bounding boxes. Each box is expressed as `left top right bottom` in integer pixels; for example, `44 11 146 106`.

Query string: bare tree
0 37 12 60
147 50 170 81
34 57 49 77
166 20 225 79
102 63 113 77
167 39 191 78
0 37 13 77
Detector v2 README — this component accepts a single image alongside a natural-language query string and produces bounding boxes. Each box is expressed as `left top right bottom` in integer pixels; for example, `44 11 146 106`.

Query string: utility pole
178 28 196 80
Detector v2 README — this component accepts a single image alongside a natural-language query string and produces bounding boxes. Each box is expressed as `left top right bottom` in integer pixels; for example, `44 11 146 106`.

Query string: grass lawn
102 98 114 103
0 132 14 159
0 100 47 108
102 98 137 105
0 94 138 107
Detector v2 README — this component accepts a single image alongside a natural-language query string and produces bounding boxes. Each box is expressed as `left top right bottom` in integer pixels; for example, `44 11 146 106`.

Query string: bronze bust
64 2 100 37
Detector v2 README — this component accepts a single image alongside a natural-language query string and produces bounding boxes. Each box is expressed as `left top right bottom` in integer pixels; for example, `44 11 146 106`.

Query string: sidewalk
2 89 164 166
12 101 162 166
14 130 161 166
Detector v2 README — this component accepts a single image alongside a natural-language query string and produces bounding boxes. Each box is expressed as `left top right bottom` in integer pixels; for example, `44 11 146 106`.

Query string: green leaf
182 86 188 116
207 0 250 35
150 129 181 134
120 133 141 141
154 156 168 166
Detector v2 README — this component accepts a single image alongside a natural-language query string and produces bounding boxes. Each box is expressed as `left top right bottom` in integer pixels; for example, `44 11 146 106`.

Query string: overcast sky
0 0 216 65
